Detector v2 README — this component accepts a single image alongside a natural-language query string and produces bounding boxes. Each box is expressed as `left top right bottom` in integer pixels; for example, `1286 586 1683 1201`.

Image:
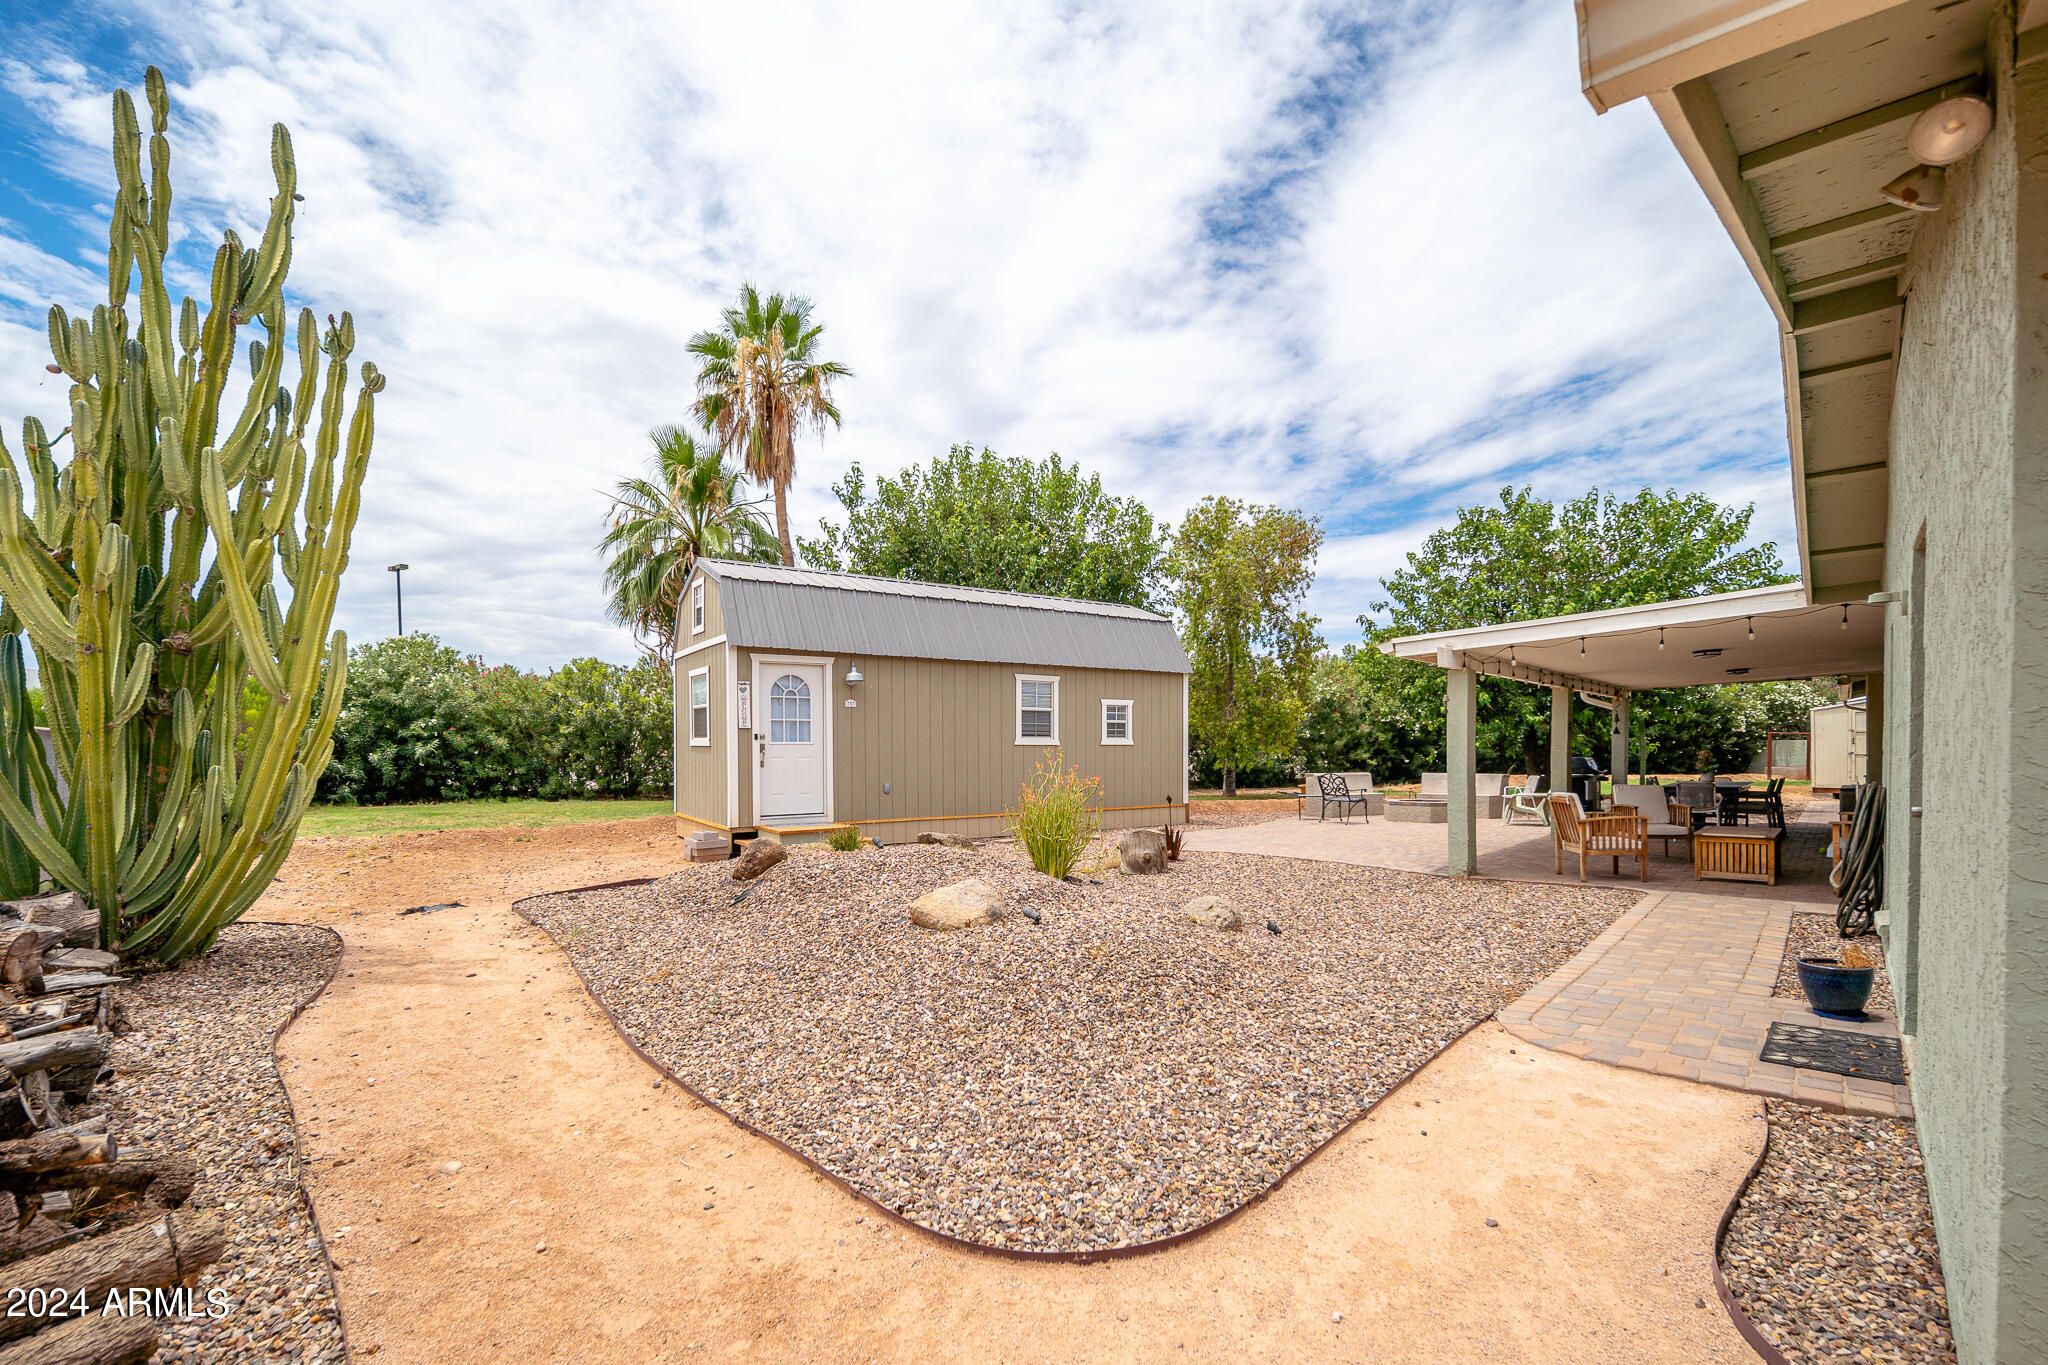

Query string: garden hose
1834 782 1884 938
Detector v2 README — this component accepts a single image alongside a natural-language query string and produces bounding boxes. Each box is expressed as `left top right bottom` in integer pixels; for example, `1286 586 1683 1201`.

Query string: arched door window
769 675 813 743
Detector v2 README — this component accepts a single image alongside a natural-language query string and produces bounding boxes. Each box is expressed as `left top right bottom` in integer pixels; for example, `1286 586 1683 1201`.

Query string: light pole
388 563 409 636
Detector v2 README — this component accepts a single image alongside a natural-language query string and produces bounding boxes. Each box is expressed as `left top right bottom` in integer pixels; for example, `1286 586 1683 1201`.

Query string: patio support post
1609 690 1631 786
1549 686 1571 795
1447 666 1478 876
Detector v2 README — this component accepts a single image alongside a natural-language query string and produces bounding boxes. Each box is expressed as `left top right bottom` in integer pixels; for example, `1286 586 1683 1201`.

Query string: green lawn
299 797 673 838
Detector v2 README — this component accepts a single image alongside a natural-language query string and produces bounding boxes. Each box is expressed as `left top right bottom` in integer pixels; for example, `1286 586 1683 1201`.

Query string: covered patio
1372 582 1885 880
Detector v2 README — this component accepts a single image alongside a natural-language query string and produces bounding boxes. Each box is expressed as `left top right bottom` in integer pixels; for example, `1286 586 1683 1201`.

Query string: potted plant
1797 937 1878 1016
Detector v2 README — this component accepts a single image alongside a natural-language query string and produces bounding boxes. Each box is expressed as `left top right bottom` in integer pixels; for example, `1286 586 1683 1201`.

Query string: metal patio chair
1316 772 1370 823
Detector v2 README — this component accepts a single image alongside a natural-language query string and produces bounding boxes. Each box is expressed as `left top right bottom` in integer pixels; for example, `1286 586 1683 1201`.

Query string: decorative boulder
1118 828 1169 874
916 832 977 849
908 878 1005 931
1182 896 1241 931
731 840 788 882
1 892 97 949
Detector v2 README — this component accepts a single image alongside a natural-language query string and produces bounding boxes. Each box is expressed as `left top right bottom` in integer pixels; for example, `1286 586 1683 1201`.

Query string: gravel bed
1776 914 1897 1017
1722 1099 1953 1363
524 842 1631 1253
101 922 346 1364
1184 800 1297 829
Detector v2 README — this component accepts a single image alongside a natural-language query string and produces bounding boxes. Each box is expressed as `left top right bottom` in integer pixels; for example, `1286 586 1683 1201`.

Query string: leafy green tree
1167 498 1323 795
1296 647 1446 782
690 285 852 566
798 445 1168 607
320 636 547 805
536 656 671 799
1361 486 1796 780
599 426 777 665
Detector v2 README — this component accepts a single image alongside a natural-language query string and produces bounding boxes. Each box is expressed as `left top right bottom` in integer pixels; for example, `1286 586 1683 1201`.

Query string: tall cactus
0 68 380 965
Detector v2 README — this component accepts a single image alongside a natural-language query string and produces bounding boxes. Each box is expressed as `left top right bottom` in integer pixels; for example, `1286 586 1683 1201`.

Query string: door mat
1760 1021 1906 1085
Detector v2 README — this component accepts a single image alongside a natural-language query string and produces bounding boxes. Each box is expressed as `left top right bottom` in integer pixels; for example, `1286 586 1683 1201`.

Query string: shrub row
316 635 670 805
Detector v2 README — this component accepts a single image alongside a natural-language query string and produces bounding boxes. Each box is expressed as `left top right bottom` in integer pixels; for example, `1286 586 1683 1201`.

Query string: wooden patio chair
1611 782 1695 857
1547 794 1648 882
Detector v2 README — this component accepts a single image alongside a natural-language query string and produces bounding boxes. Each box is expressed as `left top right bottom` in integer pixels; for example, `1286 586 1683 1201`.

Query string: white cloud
0 0 1793 667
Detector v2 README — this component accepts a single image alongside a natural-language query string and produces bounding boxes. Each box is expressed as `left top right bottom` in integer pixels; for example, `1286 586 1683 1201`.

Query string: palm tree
598 425 777 665
688 284 852 566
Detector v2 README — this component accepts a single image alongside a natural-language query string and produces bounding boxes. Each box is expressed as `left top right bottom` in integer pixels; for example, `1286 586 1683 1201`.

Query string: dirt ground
261 817 1764 1363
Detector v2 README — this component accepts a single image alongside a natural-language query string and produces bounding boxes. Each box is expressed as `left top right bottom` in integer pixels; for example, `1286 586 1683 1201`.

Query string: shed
672 560 1191 846
1807 698 1868 794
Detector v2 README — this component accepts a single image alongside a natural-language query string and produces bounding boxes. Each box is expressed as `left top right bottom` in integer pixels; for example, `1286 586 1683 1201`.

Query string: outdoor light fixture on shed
844 666 864 686
1908 95 1994 164
1881 164 1946 212
1880 94 1993 213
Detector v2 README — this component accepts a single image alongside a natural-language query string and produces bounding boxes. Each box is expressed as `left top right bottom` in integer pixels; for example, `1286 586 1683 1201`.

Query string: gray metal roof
695 560 1189 674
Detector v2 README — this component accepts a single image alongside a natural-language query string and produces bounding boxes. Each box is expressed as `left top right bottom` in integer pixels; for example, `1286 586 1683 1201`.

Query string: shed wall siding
824 656 1183 839
674 641 728 829
1881 13 2047 1360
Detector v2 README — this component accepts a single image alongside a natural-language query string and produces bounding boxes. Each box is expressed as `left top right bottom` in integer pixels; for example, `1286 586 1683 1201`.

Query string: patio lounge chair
1316 773 1370 823
1547 794 1648 882
1611 782 1694 857
1502 775 1549 824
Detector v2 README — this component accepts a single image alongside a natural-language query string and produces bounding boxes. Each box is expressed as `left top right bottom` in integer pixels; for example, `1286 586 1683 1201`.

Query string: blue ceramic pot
1797 957 1875 1016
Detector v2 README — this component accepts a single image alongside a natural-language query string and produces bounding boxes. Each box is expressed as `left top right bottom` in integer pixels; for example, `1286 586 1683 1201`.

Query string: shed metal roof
694 560 1190 674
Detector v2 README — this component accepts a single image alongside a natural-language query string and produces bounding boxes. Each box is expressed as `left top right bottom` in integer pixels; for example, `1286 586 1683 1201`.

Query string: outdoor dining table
1661 780 1755 825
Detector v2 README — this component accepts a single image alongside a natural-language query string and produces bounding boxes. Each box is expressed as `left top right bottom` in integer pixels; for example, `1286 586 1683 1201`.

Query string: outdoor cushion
1611 783 1673 824
1646 823 1690 838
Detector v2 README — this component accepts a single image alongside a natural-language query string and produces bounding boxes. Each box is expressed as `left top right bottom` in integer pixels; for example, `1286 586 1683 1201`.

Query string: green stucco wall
1881 10 2047 1360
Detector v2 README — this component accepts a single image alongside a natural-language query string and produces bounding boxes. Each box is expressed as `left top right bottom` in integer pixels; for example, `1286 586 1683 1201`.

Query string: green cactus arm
194 448 286 698
0 763 86 893
108 642 155 728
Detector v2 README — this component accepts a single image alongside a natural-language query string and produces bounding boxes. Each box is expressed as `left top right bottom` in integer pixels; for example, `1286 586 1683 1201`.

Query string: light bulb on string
1658 628 1665 651
1842 605 1849 630
1579 637 1586 656
1747 616 1754 641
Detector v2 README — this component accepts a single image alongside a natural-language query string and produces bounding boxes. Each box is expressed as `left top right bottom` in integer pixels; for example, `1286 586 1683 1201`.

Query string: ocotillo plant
0 68 380 965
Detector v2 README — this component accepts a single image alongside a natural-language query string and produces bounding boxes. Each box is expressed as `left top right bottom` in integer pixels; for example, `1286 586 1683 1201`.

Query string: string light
1747 615 1754 641
1509 645 1516 665
1841 605 1849 630
1579 636 1586 656
1658 628 1665 650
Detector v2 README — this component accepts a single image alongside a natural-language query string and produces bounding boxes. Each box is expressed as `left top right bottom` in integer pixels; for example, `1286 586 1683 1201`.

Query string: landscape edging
243 920 354 1363
1710 1109 1793 1365
512 875 1494 1265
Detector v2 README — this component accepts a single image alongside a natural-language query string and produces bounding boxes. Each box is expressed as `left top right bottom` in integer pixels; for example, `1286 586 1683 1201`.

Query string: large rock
1182 896 1241 931
0 892 96 950
915 832 977 849
730 840 788 882
1117 828 1168 875
908 878 1005 931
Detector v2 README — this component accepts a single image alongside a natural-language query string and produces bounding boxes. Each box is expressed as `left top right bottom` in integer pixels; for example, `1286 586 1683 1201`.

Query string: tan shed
1807 698 1868 795
672 560 1191 847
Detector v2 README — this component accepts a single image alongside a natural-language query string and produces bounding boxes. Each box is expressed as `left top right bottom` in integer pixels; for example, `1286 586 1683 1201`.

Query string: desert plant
1005 750 1102 880
1162 825 1183 862
1842 939 1880 969
0 68 380 964
826 824 862 852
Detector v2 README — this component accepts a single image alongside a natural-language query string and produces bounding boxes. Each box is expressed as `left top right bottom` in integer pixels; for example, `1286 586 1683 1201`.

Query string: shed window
1016 675 1058 744
770 674 812 743
1101 699 1133 745
691 580 705 634
688 667 710 746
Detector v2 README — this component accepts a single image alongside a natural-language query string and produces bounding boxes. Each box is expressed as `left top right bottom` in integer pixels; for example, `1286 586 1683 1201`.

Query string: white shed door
758 666 825 820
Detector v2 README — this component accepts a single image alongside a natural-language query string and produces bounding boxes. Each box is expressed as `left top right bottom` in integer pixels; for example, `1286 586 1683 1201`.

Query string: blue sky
0 0 1793 669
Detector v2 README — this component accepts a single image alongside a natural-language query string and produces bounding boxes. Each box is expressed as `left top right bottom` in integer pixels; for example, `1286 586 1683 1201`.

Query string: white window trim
687 665 711 747
691 580 706 635
1015 673 1060 746
1101 698 1134 745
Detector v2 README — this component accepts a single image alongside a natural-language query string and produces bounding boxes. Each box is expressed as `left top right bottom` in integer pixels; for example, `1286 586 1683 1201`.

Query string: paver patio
1184 801 1913 1118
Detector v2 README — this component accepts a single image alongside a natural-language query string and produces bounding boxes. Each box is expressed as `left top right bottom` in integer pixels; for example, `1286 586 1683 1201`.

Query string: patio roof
1378 584 1885 694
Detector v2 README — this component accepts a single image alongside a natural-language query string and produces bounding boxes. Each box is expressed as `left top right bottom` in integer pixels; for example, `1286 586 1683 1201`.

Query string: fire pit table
1384 798 1448 824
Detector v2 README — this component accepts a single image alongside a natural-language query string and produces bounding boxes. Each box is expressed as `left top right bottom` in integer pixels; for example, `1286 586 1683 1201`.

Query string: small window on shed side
1016 675 1058 744
1101 699 1133 745
688 667 710 745
691 580 706 634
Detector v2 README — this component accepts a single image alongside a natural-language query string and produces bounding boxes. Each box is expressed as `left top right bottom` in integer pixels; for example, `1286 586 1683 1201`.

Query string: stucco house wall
1880 10 2047 1357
